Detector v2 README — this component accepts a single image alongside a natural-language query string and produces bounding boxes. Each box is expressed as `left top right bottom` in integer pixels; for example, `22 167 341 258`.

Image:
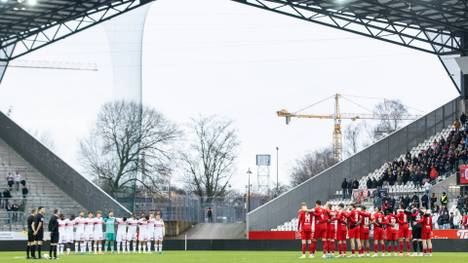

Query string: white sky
0 0 460 191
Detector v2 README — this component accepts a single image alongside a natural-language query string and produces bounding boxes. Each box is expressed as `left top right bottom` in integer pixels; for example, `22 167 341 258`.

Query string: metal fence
247 98 461 231
0 112 130 217
117 194 253 223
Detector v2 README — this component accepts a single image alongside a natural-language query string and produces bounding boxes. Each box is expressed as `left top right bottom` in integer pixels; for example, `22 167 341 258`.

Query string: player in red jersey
359 206 371 257
307 200 328 258
297 202 315 259
385 211 399 256
326 204 337 258
396 205 411 256
347 204 361 257
371 207 385 257
335 203 348 257
419 209 433 256
462 213 468 229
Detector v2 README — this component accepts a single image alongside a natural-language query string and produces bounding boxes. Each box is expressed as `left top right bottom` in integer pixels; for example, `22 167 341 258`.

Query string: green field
0 251 467 263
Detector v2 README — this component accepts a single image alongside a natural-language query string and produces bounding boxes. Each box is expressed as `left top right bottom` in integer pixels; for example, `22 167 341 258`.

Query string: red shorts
314 223 328 239
398 225 411 239
360 228 370 240
327 224 337 240
336 226 347 241
348 226 361 239
301 230 312 240
421 227 432 240
374 227 384 240
386 229 398 241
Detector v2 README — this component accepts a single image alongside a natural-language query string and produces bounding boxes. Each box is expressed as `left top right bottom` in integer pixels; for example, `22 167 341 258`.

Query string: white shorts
138 232 147 241
59 232 67 244
74 231 84 241
84 232 94 241
116 231 126 242
94 232 103 241
147 232 154 241
65 232 74 243
154 233 163 241
126 231 136 241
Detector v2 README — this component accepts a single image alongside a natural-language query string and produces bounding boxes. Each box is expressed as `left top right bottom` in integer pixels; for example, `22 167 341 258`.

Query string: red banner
249 230 468 240
460 165 468 184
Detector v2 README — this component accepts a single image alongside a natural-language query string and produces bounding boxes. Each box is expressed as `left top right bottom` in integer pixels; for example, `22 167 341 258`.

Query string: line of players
55 210 165 255
297 200 433 259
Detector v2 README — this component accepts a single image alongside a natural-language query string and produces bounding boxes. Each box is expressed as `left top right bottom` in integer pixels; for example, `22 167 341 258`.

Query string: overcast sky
0 0 459 191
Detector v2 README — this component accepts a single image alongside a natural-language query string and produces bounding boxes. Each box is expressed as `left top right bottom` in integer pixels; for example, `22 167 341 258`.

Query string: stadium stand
0 111 130 230
247 98 462 233
270 122 468 232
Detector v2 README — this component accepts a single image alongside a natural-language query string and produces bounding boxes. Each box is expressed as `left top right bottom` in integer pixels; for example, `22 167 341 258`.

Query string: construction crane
8 59 98 71
277 94 421 161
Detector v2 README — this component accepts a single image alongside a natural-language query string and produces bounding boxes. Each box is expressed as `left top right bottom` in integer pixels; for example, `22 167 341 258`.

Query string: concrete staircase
0 137 83 230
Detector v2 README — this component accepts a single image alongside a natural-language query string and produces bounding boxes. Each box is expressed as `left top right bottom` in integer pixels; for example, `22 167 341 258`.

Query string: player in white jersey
147 214 156 252
64 216 74 255
116 217 128 254
137 216 149 253
126 215 138 253
57 214 67 255
154 211 165 254
74 212 86 254
84 212 95 253
93 211 104 254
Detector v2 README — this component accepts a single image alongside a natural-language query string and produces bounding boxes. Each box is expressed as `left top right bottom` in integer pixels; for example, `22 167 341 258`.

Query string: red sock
311 241 317 254
394 244 398 253
342 243 347 254
359 248 363 254
323 241 328 254
399 241 403 253
302 244 306 254
374 244 378 253
387 245 392 253
352 249 355 255
429 248 432 253
406 242 410 252
330 241 335 253
423 249 427 253
380 244 384 252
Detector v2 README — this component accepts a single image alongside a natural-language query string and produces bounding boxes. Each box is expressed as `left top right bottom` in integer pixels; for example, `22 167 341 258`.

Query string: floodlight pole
275 147 279 196
461 34 468 100
247 168 252 213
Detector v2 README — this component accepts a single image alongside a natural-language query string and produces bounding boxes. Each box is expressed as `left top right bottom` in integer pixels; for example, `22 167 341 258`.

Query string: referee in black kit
26 209 36 259
32 207 45 259
48 209 59 259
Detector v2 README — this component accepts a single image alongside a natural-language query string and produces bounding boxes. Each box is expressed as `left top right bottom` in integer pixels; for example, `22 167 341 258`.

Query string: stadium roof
0 0 154 62
233 0 468 55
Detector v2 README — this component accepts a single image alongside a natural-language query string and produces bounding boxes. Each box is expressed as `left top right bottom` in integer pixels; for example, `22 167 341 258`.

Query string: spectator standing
22 186 29 199
439 205 450 229
14 171 22 192
352 179 359 190
440 192 449 206
421 192 429 209
460 112 467 127
453 119 461 131
430 193 437 210
347 181 353 199
2 188 11 207
0 191 3 209
207 207 213 223
341 178 348 199
7 173 14 190
449 212 455 229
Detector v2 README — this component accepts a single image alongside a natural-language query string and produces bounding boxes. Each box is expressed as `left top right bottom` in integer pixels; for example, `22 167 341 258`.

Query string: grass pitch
0 251 467 263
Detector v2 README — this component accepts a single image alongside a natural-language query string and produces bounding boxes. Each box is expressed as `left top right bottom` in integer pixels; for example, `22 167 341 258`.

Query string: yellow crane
277 94 421 161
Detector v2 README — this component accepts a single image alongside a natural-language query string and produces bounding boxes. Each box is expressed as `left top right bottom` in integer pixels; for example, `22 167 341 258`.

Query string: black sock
37 245 41 258
412 241 418 252
31 245 36 258
49 245 53 256
53 245 57 258
26 245 30 258
418 241 423 253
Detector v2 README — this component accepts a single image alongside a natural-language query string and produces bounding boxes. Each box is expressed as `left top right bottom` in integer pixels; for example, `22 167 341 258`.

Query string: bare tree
29 129 56 151
290 147 338 186
180 116 240 203
343 122 371 157
79 100 180 197
271 183 290 198
372 99 409 140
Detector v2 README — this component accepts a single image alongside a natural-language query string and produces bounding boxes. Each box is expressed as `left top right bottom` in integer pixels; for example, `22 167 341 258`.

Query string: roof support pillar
461 34 468 100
